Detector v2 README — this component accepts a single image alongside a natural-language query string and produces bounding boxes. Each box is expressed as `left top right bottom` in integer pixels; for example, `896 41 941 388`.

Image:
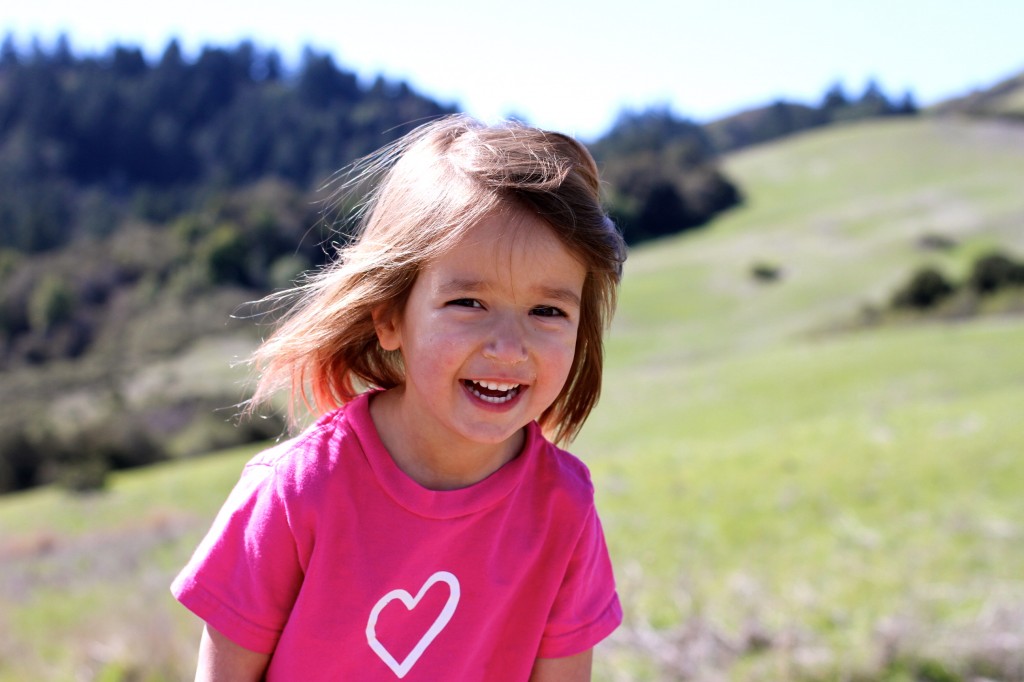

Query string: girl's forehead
419 212 586 294
458 212 579 264
462 209 568 252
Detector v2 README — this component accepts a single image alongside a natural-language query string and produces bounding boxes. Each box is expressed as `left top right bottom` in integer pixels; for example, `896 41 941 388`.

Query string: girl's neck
368 390 525 491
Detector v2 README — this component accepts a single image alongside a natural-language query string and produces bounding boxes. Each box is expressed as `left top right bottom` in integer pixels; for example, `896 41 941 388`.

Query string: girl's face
373 210 586 469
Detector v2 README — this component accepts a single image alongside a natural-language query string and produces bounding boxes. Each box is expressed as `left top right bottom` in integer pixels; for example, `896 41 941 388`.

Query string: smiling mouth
464 380 522 404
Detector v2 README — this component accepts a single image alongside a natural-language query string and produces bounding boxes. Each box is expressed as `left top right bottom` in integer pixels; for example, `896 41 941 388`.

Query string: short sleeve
537 505 623 658
171 459 305 654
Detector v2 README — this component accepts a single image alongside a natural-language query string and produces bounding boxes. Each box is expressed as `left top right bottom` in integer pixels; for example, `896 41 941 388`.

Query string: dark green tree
969 251 1024 293
592 107 740 243
821 81 850 116
892 266 956 309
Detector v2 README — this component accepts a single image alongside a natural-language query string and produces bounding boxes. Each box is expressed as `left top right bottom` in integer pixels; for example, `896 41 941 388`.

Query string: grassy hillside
609 117 1024 361
582 116 1024 679
934 70 1024 120
2 117 1024 681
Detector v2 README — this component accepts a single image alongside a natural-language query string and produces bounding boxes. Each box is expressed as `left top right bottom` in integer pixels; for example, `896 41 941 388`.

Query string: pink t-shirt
172 392 621 680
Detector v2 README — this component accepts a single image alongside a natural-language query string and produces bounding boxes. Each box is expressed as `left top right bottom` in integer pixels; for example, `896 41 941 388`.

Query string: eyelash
448 298 482 308
446 299 567 319
531 306 566 318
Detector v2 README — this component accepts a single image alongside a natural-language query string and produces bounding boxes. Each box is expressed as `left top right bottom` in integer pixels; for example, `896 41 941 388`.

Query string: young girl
172 115 627 681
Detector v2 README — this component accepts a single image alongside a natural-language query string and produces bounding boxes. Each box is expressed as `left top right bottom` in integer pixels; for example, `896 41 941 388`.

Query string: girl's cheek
546 336 579 370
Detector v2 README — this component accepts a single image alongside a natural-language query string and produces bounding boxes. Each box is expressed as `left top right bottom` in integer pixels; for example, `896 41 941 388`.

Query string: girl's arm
195 624 271 682
529 649 593 682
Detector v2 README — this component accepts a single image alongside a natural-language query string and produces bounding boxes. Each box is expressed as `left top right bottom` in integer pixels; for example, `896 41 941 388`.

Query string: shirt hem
171 577 282 655
535 593 624 659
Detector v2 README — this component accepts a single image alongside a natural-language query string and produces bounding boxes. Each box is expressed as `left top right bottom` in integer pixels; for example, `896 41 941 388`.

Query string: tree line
0 35 916 257
704 79 918 153
0 35 913 493
0 36 457 254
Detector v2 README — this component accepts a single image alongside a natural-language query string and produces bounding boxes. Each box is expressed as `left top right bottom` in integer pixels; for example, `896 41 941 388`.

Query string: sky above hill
5 0 1023 140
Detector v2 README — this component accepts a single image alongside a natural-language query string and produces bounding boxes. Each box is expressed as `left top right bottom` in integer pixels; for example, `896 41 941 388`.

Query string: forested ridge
0 36 923 492
0 37 456 252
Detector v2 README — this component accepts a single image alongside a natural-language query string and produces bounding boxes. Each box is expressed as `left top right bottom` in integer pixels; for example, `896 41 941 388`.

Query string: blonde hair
249 115 626 444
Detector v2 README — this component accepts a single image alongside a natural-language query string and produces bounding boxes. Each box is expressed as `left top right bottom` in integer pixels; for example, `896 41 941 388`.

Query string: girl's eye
447 298 483 309
531 306 567 318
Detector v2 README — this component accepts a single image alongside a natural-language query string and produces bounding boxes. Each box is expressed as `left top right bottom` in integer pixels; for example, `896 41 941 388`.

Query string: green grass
0 445 260 681
578 117 1024 679
611 118 1024 362
2 117 1024 681
584 320 1024 669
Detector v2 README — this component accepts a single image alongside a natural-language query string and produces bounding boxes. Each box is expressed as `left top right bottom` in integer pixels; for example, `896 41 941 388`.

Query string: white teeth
479 381 518 391
466 380 522 404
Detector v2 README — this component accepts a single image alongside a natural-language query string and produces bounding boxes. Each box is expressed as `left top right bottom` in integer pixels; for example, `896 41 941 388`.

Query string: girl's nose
482 315 528 364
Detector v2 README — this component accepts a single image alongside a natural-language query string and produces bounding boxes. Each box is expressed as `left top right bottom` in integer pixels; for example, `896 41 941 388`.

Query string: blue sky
5 0 1023 140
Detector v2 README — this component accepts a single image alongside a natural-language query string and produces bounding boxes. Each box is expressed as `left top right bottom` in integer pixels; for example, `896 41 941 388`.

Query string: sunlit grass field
2 117 1024 680
586 318 1024 679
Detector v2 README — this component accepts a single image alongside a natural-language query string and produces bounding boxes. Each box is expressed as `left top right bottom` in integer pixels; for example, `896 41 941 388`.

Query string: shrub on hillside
591 108 742 244
916 233 958 252
0 392 282 494
882 248 1024 323
269 254 313 290
198 223 251 285
750 262 783 283
0 430 44 492
28 411 167 486
968 251 1024 294
54 456 111 493
891 266 956 310
27 274 75 335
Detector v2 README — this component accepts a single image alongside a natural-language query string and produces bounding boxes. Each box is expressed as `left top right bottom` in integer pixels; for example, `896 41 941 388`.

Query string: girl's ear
371 305 402 352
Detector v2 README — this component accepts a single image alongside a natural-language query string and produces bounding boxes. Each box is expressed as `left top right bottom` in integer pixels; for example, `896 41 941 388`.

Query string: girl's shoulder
240 402 363 494
529 428 598 509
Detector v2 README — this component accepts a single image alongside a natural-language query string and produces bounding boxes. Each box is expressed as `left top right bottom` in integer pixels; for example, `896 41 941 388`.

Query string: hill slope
580 115 1024 678
933 68 1024 120
2 116 1024 681
608 116 1024 363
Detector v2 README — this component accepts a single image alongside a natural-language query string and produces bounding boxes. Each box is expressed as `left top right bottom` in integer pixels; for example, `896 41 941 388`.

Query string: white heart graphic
365 571 461 679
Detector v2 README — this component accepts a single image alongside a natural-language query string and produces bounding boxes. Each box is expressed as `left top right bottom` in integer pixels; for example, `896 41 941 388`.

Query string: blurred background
1 1 1023 680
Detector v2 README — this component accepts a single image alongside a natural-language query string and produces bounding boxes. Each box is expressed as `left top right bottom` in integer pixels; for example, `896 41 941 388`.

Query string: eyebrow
437 278 582 308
